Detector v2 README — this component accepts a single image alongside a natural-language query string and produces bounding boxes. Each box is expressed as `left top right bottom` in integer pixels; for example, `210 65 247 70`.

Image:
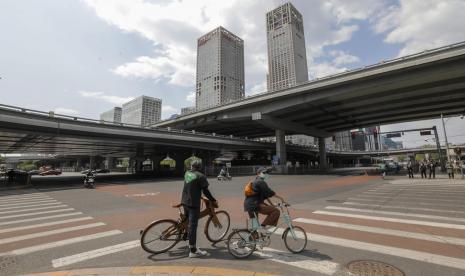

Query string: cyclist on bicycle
181 159 217 257
244 167 285 234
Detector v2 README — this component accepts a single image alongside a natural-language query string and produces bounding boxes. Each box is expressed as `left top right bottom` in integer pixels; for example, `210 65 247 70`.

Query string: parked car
39 169 62 176
29 170 42 175
95 169 110 173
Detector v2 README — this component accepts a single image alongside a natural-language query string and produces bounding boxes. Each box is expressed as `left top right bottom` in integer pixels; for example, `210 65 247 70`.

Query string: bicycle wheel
227 229 256 259
140 219 181 254
205 210 230 242
283 225 307 253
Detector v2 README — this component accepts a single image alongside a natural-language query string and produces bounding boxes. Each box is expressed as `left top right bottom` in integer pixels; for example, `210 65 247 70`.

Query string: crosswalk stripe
0 212 83 226
364 191 465 196
0 199 58 208
0 208 75 220
0 205 68 215
313 211 465 230
0 193 45 199
0 202 63 211
52 240 139 268
294 218 465 246
254 247 339 276
0 196 51 203
347 198 464 207
325 206 465 223
0 223 106 245
272 228 465 270
355 195 464 202
342 202 465 215
0 230 122 256
0 217 94 234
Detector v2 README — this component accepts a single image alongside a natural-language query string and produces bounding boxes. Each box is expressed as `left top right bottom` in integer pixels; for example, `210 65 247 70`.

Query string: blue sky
1 0 465 147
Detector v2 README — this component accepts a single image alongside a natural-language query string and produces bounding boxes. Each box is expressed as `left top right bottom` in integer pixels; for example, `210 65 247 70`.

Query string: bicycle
140 197 230 254
226 202 307 259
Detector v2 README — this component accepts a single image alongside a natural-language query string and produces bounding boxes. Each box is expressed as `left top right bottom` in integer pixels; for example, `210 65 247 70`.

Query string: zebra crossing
0 190 137 271
285 178 465 274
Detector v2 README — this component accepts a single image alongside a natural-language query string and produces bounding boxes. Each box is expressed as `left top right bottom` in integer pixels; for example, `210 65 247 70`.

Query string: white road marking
0 202 63 211
0 230 122 256
0 199 58 208
347 198 463 207
52 240 139 268
355 195 463 203
254 247 339 276
363 191 465 197
0 208 75 220
0 217 93 234
0 205 68 215
294 217 465 246
0 196 51 203
325 206 465 223
0 193 45 199
124 192 160 197
272 228 465 270
313 211 465 230
342 202 465 215
0 223 106 245
0 212 83 226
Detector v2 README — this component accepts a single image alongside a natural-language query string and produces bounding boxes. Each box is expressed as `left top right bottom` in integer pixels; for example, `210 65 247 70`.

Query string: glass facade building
122 96 161 127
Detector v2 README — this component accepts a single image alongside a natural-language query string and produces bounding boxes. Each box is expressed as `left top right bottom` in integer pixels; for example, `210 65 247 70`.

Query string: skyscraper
266 2 308 92
196 26 244 110
122 96 161 127
100 107 122 123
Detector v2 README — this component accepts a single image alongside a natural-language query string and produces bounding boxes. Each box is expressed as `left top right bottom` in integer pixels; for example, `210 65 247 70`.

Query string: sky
0 0 465 148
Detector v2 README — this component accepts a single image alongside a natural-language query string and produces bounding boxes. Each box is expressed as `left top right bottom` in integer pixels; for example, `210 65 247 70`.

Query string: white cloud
54 107 79 115
162 104 179 119
78 90 134 106
186 91 196 103
329 50 360 66
374 0 465 56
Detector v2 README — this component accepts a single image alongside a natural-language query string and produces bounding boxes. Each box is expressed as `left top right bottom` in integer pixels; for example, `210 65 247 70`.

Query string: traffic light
386 133 401 138
420 130 432 136
351 132 356 139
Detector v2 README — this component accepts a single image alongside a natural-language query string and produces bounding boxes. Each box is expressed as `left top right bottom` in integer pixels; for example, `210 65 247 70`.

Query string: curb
21 266 280 276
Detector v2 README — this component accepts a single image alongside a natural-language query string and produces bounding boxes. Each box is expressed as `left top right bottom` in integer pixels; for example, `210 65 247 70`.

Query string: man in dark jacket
244 167 285 232
181 159 217 257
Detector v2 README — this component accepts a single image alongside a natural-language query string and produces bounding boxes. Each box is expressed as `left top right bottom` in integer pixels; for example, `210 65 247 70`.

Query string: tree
17 160 37 171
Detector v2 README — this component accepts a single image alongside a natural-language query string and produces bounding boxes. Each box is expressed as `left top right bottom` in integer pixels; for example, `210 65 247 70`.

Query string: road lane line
0 208 75 220
0 205 68 215
313 211 465 230
0 202 63 211
294 217 465 246
0 230 122 256
254 247 339 275
0 223 106 245
52 240 139 268
342 202 465 215
0 193 45 199
363 191 465 197
0 196 51 203
272 228 465 270
0 200 58 208
347 198 464 207
0 212 83 226
0 217 93 234
325 206 465 223
355 195 464 203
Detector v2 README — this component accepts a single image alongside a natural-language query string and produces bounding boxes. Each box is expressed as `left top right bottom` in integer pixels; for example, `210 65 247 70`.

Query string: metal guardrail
156 40 465 124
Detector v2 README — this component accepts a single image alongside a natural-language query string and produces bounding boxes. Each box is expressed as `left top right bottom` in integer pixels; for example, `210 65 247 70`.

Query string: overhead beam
252 113 332 137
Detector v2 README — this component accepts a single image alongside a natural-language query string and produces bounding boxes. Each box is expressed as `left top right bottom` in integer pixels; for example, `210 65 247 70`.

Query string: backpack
244 181 257 197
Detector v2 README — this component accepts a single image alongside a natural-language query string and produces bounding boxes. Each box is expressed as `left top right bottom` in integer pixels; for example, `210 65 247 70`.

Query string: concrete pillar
319 137 327 171
75 158 82 172
89 156 95 170
275 129 287 165
134 144 144 173
105 157 115 170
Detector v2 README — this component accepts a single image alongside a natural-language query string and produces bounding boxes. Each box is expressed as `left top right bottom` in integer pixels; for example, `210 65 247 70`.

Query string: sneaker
188 248 208 258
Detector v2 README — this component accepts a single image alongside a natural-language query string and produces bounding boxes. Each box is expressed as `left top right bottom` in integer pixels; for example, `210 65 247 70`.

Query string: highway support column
275 129 287 173
319 137 327 172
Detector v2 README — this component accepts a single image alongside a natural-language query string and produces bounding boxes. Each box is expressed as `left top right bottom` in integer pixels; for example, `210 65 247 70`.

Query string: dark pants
183 206 200 247
421 170 427 178
429 169 435 179
249 203 280 227
448 172 455 179
407 169 414 178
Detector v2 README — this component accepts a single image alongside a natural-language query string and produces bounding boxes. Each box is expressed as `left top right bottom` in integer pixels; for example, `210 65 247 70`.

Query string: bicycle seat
171 203 182 208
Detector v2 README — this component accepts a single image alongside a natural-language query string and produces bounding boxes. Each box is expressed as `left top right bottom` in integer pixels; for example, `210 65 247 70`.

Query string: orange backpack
244 181 257 197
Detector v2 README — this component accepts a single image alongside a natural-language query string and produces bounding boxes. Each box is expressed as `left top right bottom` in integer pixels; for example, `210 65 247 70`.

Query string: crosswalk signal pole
432 126 446 172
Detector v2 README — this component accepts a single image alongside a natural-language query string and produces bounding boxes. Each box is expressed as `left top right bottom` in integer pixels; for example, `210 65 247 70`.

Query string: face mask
259 172 269 180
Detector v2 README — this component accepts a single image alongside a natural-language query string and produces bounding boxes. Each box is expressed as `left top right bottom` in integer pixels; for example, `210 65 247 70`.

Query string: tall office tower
122 95 162 127
334 130 353 151
266 2 308 92
196 26 245 110
100 107 122 123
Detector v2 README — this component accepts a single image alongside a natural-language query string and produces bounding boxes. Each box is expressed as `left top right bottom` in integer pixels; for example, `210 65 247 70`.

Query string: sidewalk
22 266 279 276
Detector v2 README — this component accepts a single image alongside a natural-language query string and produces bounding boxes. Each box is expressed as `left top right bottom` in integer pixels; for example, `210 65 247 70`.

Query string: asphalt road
1 174 465 276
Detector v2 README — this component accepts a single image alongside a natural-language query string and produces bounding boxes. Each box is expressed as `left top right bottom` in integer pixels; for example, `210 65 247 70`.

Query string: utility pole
432 126 445 172
441 114 451 163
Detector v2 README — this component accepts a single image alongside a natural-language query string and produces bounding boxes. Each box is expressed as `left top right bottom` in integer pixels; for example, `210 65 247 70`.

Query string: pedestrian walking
446 161 455 179
428 160 436 179
420 161 427 179
407 161 414 178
